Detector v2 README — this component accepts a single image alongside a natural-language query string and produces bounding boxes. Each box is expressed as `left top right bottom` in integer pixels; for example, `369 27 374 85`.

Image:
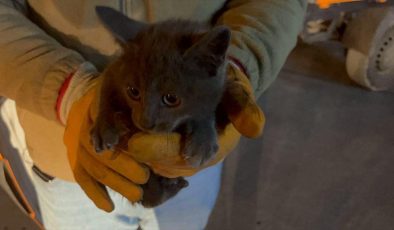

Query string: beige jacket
0 0 307 181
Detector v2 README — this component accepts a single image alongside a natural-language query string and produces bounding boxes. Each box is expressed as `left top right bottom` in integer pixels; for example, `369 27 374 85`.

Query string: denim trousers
30 161 222 230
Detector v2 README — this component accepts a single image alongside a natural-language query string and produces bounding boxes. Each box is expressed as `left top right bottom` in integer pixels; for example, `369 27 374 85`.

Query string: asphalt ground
207 41 394 230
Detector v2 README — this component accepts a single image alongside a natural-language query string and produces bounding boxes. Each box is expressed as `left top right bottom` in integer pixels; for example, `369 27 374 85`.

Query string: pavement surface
206 41 394 230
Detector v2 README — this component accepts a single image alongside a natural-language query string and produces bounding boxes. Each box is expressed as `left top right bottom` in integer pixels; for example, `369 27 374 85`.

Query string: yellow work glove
127 65 265 178
63 63 264 212
63 67 150 212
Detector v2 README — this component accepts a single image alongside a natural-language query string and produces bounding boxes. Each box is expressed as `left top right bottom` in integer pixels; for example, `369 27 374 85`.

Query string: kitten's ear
185 26 231 76
96 6 147 44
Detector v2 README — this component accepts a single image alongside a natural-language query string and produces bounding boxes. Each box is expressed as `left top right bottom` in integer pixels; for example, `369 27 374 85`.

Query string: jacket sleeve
0 0 85 121
215 0 307 97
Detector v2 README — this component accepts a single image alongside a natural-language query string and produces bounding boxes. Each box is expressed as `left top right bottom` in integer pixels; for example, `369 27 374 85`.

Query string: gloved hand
62 63 149 212
126 64 265 178
63 61 264 212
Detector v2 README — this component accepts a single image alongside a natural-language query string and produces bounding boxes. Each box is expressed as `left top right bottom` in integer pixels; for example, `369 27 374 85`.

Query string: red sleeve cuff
55 72 75 123
228 56 249 78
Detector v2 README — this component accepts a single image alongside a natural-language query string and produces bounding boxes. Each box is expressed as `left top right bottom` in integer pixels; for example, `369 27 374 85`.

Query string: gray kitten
92 7 230 207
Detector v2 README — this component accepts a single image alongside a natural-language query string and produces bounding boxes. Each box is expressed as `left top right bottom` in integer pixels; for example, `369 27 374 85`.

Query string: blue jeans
30 162 222 229
155 163 223 230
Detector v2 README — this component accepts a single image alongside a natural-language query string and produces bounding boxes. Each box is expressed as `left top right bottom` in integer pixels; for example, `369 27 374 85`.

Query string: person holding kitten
0 0 306 229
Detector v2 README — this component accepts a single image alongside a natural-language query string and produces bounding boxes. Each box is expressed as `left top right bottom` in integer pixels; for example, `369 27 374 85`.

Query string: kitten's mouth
134 123 155 133
134 122 173 134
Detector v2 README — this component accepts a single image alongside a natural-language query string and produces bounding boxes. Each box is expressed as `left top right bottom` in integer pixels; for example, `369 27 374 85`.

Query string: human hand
62 61 264 211
126 64 265 178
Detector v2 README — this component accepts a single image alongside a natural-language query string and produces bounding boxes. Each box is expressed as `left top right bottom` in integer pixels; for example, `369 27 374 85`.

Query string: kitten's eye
127 86 140 100
162 94 181 107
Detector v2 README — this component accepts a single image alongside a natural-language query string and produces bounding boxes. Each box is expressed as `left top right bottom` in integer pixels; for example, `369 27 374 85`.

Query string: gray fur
92 7 230 207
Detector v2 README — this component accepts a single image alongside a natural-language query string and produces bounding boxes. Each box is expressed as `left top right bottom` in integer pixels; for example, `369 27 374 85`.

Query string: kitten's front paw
183 138 219 168
91 122 120 153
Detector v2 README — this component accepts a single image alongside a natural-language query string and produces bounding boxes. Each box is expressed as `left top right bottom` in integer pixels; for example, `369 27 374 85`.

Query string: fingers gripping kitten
92 6 230 207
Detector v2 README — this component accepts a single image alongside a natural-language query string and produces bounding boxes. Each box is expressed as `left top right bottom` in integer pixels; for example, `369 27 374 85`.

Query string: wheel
343 7 394 91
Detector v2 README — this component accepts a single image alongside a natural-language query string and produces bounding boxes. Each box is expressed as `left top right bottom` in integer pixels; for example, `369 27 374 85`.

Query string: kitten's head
97 7 230 132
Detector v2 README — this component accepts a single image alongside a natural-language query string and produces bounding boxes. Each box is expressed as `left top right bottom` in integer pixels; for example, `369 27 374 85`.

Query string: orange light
316 0 361 9
316 0 387 9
